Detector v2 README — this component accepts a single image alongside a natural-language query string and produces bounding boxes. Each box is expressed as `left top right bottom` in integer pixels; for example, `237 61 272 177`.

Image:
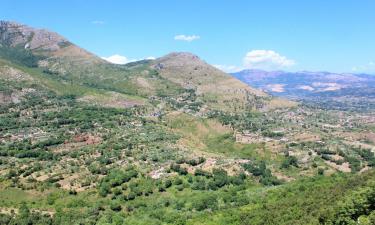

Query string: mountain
153 52 264 96
0 21 102 65
0 21 294 112
151 52 290 111
233 69 375 110
1 21 374 225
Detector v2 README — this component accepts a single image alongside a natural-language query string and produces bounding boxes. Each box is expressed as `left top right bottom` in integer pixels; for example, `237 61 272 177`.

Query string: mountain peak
154 52 208 72
160 52 200 61
0 20 69 52
0 20 22 28
150 51 271 111
0 21 104 66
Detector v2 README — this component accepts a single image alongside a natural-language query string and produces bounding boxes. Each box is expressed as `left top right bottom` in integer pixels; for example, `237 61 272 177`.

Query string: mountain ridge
232 69 375 110
0 20 294 112
0 20 104 67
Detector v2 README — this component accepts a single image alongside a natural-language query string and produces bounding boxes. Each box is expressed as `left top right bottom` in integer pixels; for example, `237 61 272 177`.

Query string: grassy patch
206 133 259 158
166 113 262 159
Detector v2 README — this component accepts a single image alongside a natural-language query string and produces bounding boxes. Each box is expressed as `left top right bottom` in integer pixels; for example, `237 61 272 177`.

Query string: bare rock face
0 21 104 69
0 21 69 51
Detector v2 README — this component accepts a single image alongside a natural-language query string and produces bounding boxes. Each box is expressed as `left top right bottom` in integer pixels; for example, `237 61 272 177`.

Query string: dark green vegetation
190 170 375 225
1 168 374 225
1 21 375 224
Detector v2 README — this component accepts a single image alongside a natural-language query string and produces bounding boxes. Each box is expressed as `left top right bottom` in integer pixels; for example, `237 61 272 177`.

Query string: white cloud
101 54 156 64
214 64 243 73
91 20 105 25
243 50 295 70
174 34 200 42
101 54 129 64
213 50 295 73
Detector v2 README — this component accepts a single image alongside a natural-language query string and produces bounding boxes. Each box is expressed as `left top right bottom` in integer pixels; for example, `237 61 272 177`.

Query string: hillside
233 69 375 111
0 21 293 113
152 52 267 111
0 21 374 225
0 21 101 64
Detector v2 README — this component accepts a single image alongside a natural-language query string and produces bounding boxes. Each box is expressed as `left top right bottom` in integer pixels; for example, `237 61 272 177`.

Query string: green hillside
0 21 374 225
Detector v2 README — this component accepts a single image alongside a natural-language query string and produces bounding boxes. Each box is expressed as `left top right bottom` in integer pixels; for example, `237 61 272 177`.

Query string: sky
1 0 375 73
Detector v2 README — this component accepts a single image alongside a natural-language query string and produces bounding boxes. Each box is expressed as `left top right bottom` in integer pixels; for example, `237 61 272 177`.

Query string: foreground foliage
0 170 374 224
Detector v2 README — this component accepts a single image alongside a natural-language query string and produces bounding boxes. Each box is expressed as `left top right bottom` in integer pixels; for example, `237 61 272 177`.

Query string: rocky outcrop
0 21 69 51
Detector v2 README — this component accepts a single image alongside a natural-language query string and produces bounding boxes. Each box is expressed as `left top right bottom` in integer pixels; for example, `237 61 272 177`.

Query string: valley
0 21 374 225
233 70 375 111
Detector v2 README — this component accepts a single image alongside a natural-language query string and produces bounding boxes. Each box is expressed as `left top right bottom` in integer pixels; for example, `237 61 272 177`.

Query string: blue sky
2 0 375 73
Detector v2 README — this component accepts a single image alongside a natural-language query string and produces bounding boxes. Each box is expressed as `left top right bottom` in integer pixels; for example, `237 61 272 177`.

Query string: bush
170 164 188 175
193 195 218 211
318 168 325 175
164 180 172 189
99 183 111 197
345 156 362 172
126 192 136 201
98 168 139 197
174 178 183 185
110 202 122 211
194 169 211 177
243 161 281 186
176 185 184 191
192 178 206 190
281 156 299 168
212 168 229 188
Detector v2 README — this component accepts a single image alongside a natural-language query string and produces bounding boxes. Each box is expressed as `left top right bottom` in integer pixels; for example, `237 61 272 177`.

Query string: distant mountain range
232 69 375 110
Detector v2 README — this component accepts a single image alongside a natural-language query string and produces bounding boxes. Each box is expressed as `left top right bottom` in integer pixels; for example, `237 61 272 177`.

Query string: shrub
170 164 188 175
192 178 206 190
194 169 211 177
193 195 218 211
110 202 122 211
281 156 299 169
318 168 325 175
164 180 172 189
126 192 136 201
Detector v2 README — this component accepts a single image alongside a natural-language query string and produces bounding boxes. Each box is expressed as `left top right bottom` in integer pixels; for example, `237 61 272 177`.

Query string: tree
99 183 111 197
17 202 31 225
192 178 206 190
110 202 122 211
212 168 229 188
193 195 218 211
164 179 172 189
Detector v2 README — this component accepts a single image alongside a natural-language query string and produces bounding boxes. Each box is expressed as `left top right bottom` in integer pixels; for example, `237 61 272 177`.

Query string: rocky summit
0 21 68 51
